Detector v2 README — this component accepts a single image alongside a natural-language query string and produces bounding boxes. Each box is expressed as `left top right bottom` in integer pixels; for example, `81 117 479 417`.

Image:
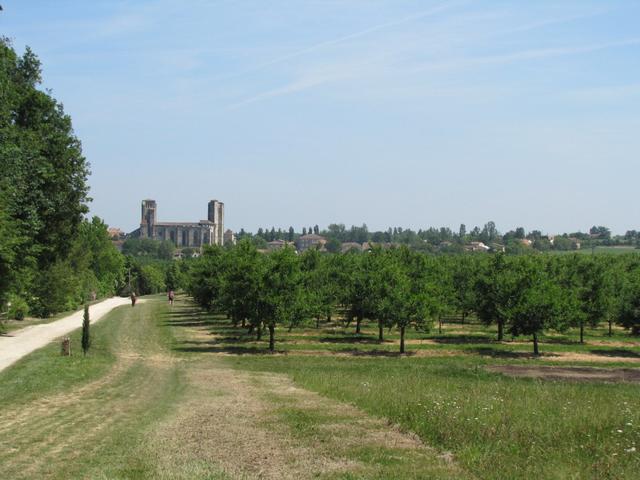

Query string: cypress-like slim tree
81 304 91 355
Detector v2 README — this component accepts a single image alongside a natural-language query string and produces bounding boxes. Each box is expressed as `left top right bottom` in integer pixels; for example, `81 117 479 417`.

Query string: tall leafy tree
0 39 91 314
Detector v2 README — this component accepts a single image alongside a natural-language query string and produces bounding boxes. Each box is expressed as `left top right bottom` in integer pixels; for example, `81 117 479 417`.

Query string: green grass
0 298 190 479
230 354 640 480
4 297 640 479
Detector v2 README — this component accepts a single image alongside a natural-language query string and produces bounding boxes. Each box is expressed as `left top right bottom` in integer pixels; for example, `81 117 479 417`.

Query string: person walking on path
168 290 175 306
131 291 137 307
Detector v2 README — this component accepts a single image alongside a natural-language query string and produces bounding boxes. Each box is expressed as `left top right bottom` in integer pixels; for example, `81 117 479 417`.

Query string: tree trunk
316 317 320 329
378 320 384 342
462 312 466 325
438 317 442 334
608 319 613 337
256 323 262 341
533 332 539 355
327 312 332 323
356 313 363 334
497 320 504 341
242 318 246 328
579 321 584 344
268 325 275 352
400 326 406 354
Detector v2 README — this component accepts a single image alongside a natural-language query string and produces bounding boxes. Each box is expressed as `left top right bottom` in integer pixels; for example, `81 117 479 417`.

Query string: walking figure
168 290 175 306
131 291 137 307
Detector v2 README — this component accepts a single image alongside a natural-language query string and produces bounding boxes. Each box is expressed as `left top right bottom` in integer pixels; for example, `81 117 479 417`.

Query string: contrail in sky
233 0 465 77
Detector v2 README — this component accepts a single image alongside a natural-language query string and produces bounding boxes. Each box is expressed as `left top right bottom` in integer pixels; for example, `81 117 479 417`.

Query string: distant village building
466 241 490 252
296 234 327 252
341 242 363 253
224 229 236 246
107 227 124 240
131 199 224 247
267 240 294 251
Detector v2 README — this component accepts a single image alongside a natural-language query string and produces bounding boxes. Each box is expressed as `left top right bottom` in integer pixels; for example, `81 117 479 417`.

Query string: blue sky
2 0 639 234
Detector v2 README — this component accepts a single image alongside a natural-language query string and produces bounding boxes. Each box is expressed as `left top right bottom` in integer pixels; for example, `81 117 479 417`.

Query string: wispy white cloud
567 83 640 101
495 9 609 37
231 0 466 77
414 38 640 72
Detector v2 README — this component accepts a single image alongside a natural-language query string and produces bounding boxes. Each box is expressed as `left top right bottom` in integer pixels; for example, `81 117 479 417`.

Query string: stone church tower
140 199 157 238
208 200 224 247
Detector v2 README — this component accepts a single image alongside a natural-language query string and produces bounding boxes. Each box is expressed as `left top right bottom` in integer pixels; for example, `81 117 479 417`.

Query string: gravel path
0 297 132 372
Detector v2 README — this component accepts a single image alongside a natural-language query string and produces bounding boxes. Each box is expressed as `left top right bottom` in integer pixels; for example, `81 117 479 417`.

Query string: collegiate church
132 199 225 247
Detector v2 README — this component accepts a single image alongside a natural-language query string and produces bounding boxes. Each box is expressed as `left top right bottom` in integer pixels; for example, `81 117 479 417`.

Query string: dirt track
0 297 133 372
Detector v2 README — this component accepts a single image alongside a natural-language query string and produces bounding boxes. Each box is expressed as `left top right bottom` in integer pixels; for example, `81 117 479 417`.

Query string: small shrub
8 295 29 320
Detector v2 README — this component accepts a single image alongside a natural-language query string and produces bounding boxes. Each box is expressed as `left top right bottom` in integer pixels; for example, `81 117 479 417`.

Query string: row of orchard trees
187 241 640 354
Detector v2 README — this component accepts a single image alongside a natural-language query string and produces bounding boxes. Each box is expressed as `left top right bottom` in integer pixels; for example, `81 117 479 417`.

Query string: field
1 297 639 479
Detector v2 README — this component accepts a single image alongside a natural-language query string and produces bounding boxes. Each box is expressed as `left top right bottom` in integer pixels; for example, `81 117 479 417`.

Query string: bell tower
140 199 157 238
207 200 224 245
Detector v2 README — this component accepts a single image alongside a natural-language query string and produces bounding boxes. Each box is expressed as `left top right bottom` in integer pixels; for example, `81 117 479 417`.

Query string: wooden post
61 337 71 356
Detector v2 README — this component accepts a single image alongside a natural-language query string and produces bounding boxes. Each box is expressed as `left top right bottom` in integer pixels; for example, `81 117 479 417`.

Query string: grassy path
0 298 467 479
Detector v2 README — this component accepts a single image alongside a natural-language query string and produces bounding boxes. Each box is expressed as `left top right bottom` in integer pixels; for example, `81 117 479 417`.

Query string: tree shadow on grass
429 335 497 345
471 347 553 359
318 336 383 345
588 349 640 358
536 337 581 346
348 349 415 357
173 344 278 355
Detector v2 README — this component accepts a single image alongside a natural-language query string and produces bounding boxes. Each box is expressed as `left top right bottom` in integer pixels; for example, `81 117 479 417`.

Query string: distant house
107 227 124 240
466 241 490 252
490 243 506 253
519 238 533 247
341 242 363 253
296 234 327 252
267 240 294 251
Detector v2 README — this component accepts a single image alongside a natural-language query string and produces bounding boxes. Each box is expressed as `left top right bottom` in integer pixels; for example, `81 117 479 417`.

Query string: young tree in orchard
618 266 640 336
450 255 479 324
377 257 434 354
299 249 325 328
220 240 263 329
341 252 374 334
475 254 520 341
509 261 567 355
187 246 226 311
366 248 396 342
260 247 305 352
299 249 341 329
571 256 608 343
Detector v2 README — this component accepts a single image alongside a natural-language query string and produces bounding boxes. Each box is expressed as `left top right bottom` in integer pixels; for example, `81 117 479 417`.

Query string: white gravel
0 297 133 373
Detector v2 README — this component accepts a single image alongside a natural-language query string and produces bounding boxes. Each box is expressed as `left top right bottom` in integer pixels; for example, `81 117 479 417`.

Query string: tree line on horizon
237 222 639 254
187 241 640 354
